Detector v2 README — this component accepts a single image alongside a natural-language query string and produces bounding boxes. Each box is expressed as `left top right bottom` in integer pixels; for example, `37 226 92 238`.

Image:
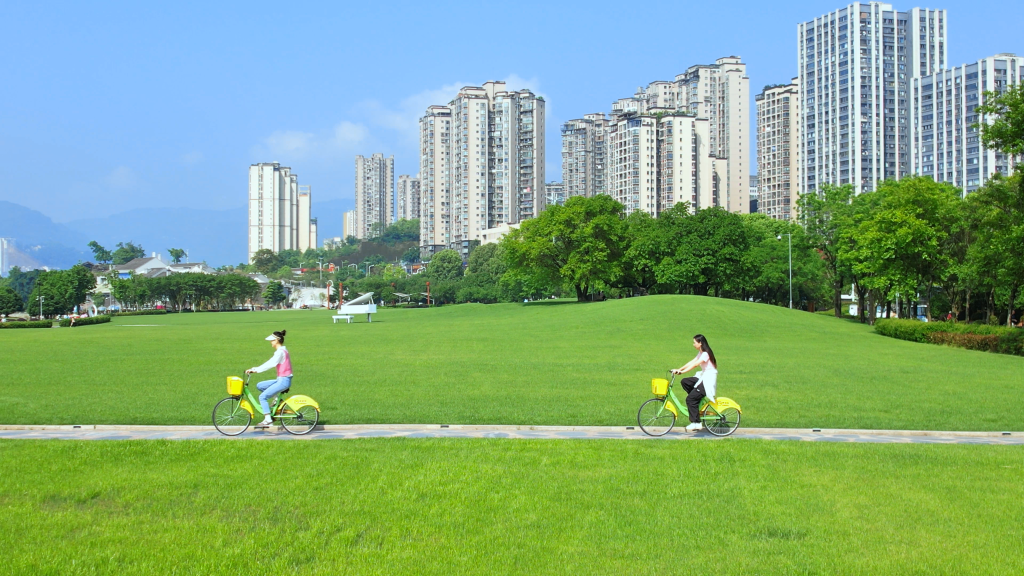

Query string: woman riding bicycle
671 334 718 432
245 330 292 427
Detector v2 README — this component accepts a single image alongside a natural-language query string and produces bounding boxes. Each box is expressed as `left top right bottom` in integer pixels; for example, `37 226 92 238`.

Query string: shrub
873 319 946 343
995 330 1024 357
112 310 168 317
927 332 1000 352
0 320 53 329
59 316 112 328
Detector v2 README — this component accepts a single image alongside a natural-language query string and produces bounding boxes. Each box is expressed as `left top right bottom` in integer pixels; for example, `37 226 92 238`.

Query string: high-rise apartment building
419 81 546 257
354 153 395 239
342 210 357 240
561 113 609 199
591 56 749 214
798 3 947 195
296 185 317 252
756 80 800 220
420 105 452 255
911 54 1021 194
0 238 11 277
607 112 715 216
545 182 566 207
248 162 315 262
396 174 421 221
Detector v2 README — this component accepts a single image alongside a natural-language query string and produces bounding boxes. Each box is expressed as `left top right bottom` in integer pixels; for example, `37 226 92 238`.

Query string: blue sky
1 0 1020 225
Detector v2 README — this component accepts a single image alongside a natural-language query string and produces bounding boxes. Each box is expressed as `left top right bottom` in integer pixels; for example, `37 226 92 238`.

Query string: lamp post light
777 233 793 309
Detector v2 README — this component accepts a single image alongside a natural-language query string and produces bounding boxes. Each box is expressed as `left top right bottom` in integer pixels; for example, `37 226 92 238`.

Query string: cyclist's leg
258 378 290 414
680 377 699 394
685 384 706 423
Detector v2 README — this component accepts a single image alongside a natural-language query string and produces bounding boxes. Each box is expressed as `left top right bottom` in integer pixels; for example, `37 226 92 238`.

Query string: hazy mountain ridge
1 198 354 270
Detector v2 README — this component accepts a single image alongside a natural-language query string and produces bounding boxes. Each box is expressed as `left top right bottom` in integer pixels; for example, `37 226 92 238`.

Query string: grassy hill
2 295 1022 429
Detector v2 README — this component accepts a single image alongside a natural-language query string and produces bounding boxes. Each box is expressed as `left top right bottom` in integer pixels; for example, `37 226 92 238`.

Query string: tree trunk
867 291 877 325
1007 283 1018 328
885 298 891 319
833 278 843 318
575 284 587 302
925 276 933 322
965 288 971 323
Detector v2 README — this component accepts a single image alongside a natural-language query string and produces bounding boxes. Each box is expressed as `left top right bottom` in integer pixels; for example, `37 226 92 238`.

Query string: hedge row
112 310 168 317
875 319 1024 356
59 316 112 328
0 320 54 329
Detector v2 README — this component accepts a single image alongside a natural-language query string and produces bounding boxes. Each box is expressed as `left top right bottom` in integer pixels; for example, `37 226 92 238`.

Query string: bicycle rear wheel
212 397 251 436
702 405 740 437
637 398 676 436
280 404 319 435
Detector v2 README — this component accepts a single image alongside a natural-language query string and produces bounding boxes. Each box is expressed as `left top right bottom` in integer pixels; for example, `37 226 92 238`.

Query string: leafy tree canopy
112 242 146 265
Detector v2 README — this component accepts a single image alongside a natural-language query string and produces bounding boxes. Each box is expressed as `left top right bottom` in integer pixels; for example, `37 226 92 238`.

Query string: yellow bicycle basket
226 376 244 396
651 378 669 397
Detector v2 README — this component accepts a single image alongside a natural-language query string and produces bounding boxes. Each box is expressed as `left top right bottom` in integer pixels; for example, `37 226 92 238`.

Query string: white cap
265 334 278 341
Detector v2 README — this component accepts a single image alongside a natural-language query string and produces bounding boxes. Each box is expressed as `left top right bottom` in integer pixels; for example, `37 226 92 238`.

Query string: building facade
419 81 546 257
342 210 357 240
296 185 316 252
756 80 800 220
911 53 1022 194
797 3 948 195
248 162 314 262
354 153 395 239
561 113 609 199
419 105 452 255
396 174 421 221
544 182 566 207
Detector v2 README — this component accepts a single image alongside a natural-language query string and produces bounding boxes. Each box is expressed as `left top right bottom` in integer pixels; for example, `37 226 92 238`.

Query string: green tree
110 272 152 311
401 246 421 264
620 211 661 294
381 219 420 244
655 206 749 297
26 265 97 317
263 282 287 308
503 195 626 301
251 249 279 275
0 285 23 314
976 83 1024 157
969 171 1024 326
112 242 146 265
88 241 113 264
426 249 464 283
3 267 43 307
167 248 186 264
798 183 855 317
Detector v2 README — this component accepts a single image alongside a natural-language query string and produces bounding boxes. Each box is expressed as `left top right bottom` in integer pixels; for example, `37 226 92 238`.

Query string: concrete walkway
0 424 1021 444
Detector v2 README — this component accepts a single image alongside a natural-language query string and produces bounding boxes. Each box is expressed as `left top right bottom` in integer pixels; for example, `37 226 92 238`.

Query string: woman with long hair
245 330 292 427
671 334 718 432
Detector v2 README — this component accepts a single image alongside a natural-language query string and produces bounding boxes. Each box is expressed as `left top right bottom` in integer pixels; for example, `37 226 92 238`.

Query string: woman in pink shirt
245 330 293 427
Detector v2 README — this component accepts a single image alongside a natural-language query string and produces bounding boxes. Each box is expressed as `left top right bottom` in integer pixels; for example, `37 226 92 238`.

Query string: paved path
0 424 1021 444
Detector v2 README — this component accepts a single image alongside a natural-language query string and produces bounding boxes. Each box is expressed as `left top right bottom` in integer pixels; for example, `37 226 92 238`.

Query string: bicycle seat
279 388 290 395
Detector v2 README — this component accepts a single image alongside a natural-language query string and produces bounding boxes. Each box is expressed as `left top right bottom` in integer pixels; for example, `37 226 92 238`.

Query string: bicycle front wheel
702 406 740 437
213 397 251 436
637 398 676 436
280 404 319 435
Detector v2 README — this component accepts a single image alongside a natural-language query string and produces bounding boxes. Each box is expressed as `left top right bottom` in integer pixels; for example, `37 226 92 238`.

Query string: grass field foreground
2 295 1023 429
0 439 1021 575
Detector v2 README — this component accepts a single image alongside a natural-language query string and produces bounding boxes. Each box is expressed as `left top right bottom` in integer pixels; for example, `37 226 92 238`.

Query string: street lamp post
777 233 792 309
39 295 44 319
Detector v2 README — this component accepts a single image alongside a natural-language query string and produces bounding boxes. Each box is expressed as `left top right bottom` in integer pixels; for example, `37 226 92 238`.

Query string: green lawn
1 439 1021 575
3 295 1023 429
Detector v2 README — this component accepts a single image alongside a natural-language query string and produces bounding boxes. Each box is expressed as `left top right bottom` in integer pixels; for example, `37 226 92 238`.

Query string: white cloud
105 166 138 189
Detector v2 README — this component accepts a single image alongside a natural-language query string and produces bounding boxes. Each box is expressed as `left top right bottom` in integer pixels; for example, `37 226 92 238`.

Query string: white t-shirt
696 351 717 374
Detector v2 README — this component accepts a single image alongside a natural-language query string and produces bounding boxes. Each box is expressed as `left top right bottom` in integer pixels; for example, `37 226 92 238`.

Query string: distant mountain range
0 198 353 271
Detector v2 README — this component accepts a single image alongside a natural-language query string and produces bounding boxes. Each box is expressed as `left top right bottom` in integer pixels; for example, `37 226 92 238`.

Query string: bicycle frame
235 374 320 420
657 372 723 423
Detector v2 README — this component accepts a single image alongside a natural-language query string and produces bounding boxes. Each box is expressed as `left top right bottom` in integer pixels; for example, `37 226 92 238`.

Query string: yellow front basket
651 378 669 397
227 376 244 396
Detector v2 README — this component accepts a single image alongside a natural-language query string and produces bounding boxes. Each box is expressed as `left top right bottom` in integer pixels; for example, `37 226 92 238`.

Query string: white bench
332 315 354 324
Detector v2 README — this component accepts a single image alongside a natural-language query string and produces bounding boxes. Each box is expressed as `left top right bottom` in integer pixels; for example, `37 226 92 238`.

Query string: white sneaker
257 417 273 427
685 422 703 432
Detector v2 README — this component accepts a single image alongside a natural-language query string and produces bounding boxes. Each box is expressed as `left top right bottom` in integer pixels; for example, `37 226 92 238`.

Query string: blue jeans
257 376 292 415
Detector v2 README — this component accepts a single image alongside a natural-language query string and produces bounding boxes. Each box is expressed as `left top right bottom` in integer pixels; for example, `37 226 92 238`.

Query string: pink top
695 351 717 374
277 348 293 377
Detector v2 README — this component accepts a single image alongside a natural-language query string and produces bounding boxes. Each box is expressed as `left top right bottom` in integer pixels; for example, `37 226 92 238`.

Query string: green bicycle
212 374 320 436
637 372 741 437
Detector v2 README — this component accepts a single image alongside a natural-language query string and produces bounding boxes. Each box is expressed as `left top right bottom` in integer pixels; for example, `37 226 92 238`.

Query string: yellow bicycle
637 372 741 436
